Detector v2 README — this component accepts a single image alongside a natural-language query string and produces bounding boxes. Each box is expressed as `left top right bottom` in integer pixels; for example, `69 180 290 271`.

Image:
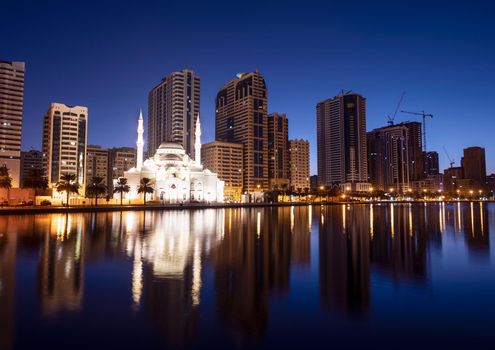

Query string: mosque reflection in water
0 202 491 348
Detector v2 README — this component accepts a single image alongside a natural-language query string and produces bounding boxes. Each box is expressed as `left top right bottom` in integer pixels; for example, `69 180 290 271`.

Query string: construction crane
401 110 433 153
387 92 405 126
443 146 455 168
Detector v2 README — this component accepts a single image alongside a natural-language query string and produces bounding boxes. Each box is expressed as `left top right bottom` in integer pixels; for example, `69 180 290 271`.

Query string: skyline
2 0 495 174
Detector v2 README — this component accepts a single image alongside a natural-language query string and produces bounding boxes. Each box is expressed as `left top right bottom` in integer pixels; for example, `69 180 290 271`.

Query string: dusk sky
2 0 494 174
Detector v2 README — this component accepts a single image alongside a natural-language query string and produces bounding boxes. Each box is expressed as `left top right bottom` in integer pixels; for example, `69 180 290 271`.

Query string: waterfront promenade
0 199 492 215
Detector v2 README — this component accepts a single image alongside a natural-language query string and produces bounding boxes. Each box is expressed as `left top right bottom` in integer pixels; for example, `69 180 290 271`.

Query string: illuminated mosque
121 111 224 203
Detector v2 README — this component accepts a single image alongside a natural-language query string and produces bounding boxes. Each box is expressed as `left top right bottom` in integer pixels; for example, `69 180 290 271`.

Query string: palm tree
86 176 107 206
296 187 303 200
0 165 12 203
23 168 48 194
271 183 280 203
281 183 289 202
55 173 80 206
137 177 154 205
113 177 130 206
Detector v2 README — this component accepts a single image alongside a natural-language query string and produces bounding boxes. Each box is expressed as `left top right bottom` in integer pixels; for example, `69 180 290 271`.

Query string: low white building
121 112 224 203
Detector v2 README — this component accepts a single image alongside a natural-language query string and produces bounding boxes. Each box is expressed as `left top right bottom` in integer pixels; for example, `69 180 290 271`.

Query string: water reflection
38 214 84 315
463 202 489 259
319 205 370 315
0 217 17 350
370 204 430 282
0 203 493 349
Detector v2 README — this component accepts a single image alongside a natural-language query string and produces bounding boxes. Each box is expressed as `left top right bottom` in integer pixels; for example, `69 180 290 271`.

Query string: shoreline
0 199 492 215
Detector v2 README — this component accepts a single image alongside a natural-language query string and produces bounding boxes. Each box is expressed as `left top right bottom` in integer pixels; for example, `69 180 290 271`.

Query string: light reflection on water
0 203 494 349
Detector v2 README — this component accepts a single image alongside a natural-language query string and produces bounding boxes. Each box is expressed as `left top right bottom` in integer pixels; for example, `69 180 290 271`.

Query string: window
254 139 263 151
254 166 263 178
254 99 263 110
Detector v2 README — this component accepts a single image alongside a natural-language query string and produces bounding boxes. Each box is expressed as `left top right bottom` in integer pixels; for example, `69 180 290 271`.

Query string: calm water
1 203 495 349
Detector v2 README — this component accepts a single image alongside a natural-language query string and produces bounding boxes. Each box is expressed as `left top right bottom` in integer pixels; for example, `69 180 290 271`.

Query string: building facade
148 69 200 159
289 139 310 191
42 103 88 188
425 151 439 175
310 175 318 190
215 71 268 192
86 145 109 185
367 124 410 192
462 146 486 190
109 147 135 179
201 141 243 201
397 121 424 181
20 150 43 187
0 60 25 187
317 92 368 190
268 113 289 187
443 166 464 193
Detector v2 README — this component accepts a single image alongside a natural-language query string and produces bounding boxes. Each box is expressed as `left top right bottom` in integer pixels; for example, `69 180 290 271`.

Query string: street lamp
388 187 395 201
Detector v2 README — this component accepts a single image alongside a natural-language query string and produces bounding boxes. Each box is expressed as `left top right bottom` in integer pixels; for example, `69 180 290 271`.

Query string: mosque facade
121 112 224 203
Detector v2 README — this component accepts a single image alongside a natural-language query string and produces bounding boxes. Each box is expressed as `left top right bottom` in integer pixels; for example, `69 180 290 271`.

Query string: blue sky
2 0 494 174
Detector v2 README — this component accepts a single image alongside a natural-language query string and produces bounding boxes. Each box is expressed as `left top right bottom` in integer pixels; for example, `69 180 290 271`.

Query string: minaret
136 109 144 171
195 115 201 166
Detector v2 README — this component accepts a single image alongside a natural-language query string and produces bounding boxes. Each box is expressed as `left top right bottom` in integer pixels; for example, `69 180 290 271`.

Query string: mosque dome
155 142 186 164
158 142 184 150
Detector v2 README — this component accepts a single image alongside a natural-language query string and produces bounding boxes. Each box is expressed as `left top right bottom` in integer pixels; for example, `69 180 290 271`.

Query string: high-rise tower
42 103 88 187
289 139 310 191
148 69 200 158
215 71 268 192
462 146 486 190
268 113 289 187
425 151 439 175
0 60 25 187
397 121 424 181
317 92 368 190
367 124 410 192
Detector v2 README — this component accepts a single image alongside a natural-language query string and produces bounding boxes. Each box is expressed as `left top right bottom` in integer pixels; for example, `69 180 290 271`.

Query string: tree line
0 164 154 206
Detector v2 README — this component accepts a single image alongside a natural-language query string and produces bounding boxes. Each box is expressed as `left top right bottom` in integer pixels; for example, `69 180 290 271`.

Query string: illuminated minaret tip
136 109 144 171
195 115 201 166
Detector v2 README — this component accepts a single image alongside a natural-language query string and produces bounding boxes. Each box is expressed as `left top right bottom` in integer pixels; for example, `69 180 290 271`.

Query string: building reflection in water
213 206 311 339
319 205 370 315
370 204 430 283
124 209 225 346
0 216 19 350
38 214 85 316
290 206 311 268
462 202 490 260
0 202 491 347
317 201 490 319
